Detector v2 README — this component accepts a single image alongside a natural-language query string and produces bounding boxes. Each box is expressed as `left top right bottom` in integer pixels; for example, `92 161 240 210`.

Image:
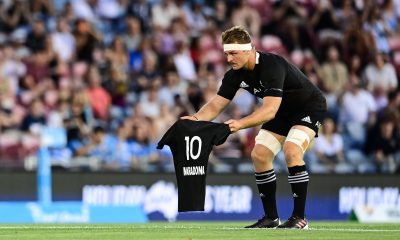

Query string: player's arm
181 95 231 121
225 96 281 132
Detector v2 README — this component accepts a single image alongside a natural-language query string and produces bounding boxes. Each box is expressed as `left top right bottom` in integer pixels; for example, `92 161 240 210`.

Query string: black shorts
261 110 326 137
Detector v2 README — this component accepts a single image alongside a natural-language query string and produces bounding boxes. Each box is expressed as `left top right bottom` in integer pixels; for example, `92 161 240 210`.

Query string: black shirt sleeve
156 122 176 149
212 124 231 146
217 69 239 100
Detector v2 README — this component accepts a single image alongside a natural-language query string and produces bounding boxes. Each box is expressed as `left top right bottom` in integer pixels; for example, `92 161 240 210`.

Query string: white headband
223 43 252 52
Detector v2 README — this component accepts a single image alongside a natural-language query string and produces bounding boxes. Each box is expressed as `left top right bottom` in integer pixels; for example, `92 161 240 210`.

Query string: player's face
224 50 250 70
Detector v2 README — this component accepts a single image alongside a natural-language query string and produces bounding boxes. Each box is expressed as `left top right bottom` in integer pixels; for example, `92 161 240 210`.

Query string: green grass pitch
0 221 399 240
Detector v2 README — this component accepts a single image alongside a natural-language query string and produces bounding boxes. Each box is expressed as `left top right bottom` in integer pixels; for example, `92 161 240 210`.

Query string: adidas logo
293 193 299 198
260 193 266 197
240 81 249 88
301 116 312 124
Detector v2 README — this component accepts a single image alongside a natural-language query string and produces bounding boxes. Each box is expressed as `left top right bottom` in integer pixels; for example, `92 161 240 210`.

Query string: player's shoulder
222 68 241 82
258 51 287 65
223 68 236 78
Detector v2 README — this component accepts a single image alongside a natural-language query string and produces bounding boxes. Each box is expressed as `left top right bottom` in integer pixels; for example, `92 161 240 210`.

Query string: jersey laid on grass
217 52 326 113
157 119 231 212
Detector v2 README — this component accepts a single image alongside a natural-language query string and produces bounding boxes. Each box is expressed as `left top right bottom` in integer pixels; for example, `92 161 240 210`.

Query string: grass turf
0 221 399 240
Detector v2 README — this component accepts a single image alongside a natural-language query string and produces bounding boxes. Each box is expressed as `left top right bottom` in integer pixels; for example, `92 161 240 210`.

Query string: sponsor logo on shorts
301 116 312 124
240 81 249 88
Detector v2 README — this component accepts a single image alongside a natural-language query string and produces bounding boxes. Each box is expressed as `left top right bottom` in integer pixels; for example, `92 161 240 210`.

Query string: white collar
256 52 260 64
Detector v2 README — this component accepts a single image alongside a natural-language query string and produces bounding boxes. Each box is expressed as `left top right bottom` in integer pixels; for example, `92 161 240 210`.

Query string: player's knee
283 143 303 159
283 143 303 162
251 146 274 165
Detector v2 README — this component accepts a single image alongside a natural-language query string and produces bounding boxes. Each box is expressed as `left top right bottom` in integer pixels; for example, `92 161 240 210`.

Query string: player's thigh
283 111 324 153
283 125 315 153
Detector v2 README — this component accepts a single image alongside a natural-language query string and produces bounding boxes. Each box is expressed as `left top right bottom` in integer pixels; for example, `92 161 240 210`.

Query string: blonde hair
221 26 251 44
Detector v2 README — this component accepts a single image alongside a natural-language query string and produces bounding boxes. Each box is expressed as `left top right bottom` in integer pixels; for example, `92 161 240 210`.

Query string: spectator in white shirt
313 116 354 173
151 0 180 30
52 17 75 62
364 52 398 91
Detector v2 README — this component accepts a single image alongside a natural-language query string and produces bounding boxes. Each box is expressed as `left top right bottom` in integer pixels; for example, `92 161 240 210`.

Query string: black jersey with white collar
217 52 326 113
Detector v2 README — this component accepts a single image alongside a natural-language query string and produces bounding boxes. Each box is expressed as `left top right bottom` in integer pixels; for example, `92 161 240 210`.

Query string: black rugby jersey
157 119 231 212
217 52 326 113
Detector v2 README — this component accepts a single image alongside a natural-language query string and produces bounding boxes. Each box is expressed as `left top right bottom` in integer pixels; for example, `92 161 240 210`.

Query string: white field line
0 225 399 232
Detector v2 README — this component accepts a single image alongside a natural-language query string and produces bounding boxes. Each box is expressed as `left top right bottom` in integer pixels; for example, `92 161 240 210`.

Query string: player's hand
224 119 243 133
180 115 199 121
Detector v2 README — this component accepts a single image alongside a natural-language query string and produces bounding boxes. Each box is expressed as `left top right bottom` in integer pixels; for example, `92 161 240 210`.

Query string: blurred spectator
122 16 143 53
382 0 400 33
0 0 31 33
320 45 348 119
320 45 348 95
0 82 24 131
84 66 111 121
212 0 229 31
59 1 76 25
335 0 357 32
73 18 101 63
379 90 400 123
272 0 311 51
151 0 180 30
363 7 392 54
20 98 46 133
231 0 261 39
312 116 354 173
339 78 377 149
310 0 341 41
126 0 152 33
363 52 398 94
72 0 98 23
139 86 162 118
134 50 162 92
51 17 75 62
0 44 27 94
173 41 197 82
26 19 47 53
65 93 93 150
159 70 188 108
184 1 208 37
300 50 322 87
103 66 129 109
74 125 116 168
129 119 160 172
104 36 129 74
105 124 132 171
343 18 376 66
30 0 55 21
0 0 399 174
365 117 400 173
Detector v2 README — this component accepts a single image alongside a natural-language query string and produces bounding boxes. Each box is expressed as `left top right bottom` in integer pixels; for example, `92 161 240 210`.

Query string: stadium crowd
0 0 399 173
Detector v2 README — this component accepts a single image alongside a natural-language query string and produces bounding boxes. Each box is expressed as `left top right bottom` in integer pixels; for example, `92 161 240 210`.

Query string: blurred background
0 0 399 174
0 0 399 223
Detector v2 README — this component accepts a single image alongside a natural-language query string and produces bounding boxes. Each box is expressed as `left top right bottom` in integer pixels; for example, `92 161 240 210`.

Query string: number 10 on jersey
184 136 202 160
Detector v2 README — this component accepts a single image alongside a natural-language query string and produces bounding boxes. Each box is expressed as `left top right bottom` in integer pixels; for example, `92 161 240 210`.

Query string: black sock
287 165 309 219
255 169 278 220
